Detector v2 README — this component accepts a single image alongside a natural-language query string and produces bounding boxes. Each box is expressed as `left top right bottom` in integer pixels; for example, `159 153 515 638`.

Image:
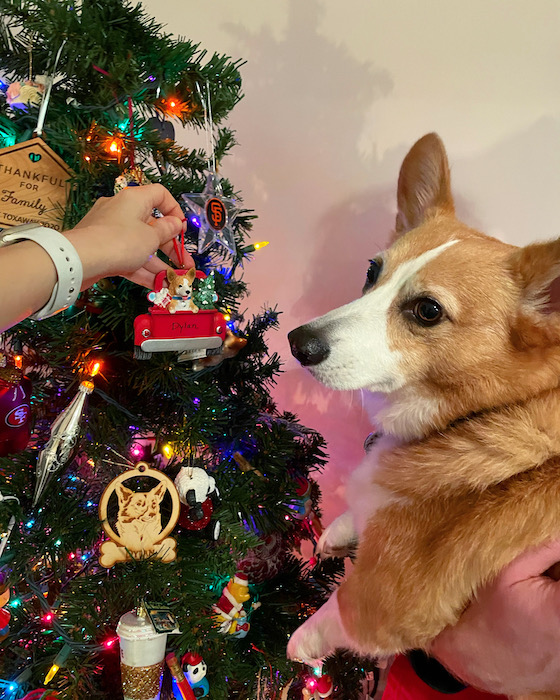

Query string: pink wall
142 0 560 525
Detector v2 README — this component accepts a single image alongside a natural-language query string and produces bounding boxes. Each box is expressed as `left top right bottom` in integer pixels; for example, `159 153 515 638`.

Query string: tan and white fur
167 268 199 314
287 133 560 700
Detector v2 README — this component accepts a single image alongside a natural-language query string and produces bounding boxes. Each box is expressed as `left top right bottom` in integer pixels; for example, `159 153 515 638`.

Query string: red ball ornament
0 373 32 457
316 674 334 698
237 532 287 583
0 606 10 628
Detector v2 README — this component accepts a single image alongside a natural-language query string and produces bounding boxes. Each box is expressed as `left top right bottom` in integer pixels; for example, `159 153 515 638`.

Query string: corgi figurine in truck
133 268 227 361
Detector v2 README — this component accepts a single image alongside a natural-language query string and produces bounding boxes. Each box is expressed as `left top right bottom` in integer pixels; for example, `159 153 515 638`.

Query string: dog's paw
287 591 350 665
316 512 358 559
287 617 335 666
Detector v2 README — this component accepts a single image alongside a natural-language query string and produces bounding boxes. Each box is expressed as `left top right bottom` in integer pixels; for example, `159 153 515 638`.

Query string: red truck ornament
133 269 226 361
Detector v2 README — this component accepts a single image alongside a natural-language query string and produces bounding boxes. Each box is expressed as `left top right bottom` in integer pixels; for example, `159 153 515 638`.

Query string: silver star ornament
182 172 239 255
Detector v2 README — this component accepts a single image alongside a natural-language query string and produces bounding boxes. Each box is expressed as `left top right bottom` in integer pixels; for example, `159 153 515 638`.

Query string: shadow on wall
220 0 394 521
453 115 560 244
270 184 399 523
221 0 560 525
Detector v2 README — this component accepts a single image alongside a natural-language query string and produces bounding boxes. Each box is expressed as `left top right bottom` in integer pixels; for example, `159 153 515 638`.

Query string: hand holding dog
430 539 560 697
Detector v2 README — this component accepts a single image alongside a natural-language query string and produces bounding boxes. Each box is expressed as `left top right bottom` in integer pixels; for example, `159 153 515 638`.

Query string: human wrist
2 225 83 320
63 225 114 288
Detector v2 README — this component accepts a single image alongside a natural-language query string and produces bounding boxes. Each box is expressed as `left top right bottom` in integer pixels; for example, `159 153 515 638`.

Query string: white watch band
0 224 83 320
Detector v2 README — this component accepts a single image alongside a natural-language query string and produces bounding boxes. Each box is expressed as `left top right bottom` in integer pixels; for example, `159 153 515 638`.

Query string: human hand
67 183 195 288
429 539 560 696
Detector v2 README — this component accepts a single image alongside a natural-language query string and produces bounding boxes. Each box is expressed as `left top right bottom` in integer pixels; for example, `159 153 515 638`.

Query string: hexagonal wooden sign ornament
0 137 72 231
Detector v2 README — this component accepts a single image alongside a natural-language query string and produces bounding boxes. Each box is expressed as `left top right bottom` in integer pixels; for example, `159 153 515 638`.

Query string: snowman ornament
183 651 209 697
174 465 221 540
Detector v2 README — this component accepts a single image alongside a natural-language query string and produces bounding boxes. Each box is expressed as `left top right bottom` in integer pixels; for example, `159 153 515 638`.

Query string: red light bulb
306 677 317 691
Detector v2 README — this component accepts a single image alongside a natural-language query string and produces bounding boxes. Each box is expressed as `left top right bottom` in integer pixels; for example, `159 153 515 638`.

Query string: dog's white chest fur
348 434 403 535
316 434 403 558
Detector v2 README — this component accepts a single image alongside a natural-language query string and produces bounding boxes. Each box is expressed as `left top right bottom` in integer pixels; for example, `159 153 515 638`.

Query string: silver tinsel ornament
32 379 94 506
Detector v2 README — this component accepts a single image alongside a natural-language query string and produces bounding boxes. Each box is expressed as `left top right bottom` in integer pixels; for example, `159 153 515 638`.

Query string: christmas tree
0 2 378 698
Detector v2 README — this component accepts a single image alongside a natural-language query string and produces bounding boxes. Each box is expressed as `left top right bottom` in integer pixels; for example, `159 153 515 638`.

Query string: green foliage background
0 2 375 698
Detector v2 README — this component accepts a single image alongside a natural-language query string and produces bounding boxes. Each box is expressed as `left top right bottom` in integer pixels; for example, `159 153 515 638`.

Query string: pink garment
383 656 505 700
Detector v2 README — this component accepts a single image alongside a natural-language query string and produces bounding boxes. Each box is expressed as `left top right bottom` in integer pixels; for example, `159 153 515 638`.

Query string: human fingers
499 539 560 585
149 215 184 247
141 183 184 220
159 239 180 266
125 267 157 289
159 238 196 269
143 254 169 276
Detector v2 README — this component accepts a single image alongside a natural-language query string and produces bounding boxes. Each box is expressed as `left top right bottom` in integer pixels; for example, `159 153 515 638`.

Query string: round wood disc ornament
98 462 180 568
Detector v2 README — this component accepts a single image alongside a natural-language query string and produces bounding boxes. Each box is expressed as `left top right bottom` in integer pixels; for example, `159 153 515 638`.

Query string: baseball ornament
237 532 287 583
0 366 31 457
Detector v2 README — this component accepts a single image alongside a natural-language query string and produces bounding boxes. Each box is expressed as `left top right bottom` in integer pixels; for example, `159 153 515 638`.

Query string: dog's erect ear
167 269 177 284
151 482 166 503
395 133 455 236
509 239 560 302
117 485 133 506
509 238 560 349
186 267 196 283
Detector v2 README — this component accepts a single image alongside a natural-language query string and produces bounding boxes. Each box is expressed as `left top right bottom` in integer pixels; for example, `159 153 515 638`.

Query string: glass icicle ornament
32 378 94 506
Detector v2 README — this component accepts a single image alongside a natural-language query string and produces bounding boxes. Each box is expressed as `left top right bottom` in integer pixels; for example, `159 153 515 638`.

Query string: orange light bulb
86 360 101 377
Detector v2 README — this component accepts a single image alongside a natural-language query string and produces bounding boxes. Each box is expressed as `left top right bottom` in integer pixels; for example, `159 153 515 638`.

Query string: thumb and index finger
144 184 196 269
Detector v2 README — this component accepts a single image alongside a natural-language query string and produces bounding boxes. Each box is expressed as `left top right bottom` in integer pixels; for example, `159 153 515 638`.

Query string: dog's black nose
288 325 330 366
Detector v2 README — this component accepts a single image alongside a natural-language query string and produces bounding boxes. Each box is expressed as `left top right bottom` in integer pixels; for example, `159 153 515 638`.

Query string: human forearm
0 238 57 332
0 185 189 333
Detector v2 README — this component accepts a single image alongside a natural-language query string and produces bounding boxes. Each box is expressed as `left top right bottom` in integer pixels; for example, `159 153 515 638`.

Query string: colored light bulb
44 663 59 684
162 443 173 459
44 644 72 684
89 361 101 377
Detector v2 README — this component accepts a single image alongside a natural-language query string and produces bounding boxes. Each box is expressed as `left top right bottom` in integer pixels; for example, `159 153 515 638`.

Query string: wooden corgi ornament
99 462 180 568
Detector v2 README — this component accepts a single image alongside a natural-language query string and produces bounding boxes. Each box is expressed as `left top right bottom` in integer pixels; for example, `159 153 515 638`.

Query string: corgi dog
287 133 560 700
99 481 177 567
167 268 199 314
116 482 166 554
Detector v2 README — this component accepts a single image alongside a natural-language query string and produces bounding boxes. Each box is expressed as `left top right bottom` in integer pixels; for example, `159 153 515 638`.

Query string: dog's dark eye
364 259 382 290
411 297 443 326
